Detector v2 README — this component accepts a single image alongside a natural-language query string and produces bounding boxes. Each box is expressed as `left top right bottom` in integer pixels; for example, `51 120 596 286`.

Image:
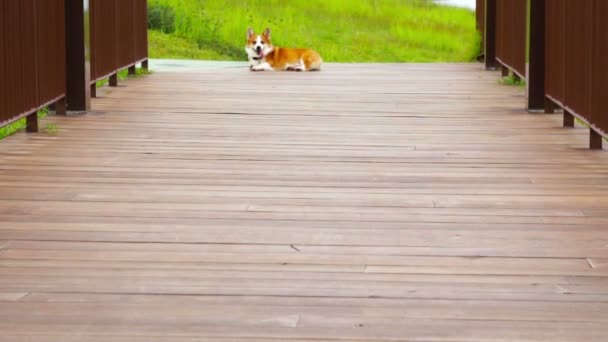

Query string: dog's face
245 28 273 59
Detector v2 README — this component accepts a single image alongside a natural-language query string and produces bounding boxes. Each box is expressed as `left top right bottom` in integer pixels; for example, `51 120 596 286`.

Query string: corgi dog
245 28 322 72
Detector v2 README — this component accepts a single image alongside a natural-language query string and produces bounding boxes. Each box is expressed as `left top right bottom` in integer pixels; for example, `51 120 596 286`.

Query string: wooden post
527 0 546 111
109 73 118 87
485 0 497 69
544 97 555 114
501 65 509 77
90 83 97 98
476 0 486 62
142 59 149 70
26 112 38 133
65 0 91 111
55 97 67 115
128 65 137 76
563 111 575 128
590 129 603 150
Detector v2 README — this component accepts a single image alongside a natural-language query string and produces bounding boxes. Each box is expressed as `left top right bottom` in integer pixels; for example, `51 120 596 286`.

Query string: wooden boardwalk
1 62 608 341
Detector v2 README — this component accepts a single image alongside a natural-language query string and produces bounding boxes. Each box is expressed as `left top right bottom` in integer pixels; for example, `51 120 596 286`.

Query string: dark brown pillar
527 0 546 111
485 0 497 69
65 0 91 111
109 73 118 87
590 129 603 150
563 111 575 128
544 97 555 114
26 112 38 133
55 97 67 115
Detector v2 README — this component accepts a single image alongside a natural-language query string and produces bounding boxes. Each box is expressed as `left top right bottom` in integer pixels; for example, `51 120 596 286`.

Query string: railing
545 0 607 147
494 0 526 78
90 0 148 96
0 0 148 133
0 0 67 132
479 0 526 77
478 0 607 149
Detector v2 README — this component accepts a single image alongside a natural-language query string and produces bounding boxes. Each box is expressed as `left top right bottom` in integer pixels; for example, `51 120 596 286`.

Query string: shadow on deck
1 62 608 341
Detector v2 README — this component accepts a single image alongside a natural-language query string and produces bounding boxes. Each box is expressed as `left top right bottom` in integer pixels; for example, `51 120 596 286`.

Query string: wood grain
1 62 608 341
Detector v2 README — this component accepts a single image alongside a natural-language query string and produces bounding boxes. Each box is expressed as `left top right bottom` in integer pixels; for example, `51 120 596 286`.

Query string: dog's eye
261 42 265 45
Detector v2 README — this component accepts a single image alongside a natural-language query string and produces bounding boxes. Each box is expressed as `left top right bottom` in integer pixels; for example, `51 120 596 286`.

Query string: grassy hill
148 0 480 62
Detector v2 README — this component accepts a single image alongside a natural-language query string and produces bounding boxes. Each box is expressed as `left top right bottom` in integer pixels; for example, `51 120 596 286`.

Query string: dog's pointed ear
247 27 254 39
263 27 271 39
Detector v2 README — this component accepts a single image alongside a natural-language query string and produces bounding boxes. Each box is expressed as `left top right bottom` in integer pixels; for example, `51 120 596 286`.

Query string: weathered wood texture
1 63 608 341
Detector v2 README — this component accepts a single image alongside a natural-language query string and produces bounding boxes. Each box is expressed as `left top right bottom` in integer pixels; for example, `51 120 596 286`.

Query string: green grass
149 30 228 60
0 108 49 140
44 123 59 135
148 0 480 62
499 74 526 87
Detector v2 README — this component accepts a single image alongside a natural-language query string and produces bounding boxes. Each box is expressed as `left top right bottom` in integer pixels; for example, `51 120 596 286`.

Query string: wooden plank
0 248 601 275
3 203 608 225
4 239 608 259
1 321 607 341
1 298 608 326
17 292 608 316
0 292 28 301
0 222 607 253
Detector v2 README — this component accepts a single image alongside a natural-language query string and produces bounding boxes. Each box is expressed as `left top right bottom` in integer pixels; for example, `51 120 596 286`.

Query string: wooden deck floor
1 62 608 341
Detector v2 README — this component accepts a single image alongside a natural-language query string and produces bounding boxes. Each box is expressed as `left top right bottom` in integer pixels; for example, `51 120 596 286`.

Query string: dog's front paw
250 63 272 72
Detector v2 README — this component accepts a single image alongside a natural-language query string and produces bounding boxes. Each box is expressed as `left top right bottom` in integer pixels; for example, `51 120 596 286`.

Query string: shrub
148 2 175 34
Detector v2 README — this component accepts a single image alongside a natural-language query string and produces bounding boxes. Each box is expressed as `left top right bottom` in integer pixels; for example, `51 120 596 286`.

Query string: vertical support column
128 65 137 76
590 129 603 150
485 0 497 70
55 97 67 116
142 59 149 70
501 65 509 77
476 0 486 62
109 73 118 87
65 0 91 111
527 0 546 111
544 97 555 114
90 83 97 98
563 110 575 128
26 112 38 133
